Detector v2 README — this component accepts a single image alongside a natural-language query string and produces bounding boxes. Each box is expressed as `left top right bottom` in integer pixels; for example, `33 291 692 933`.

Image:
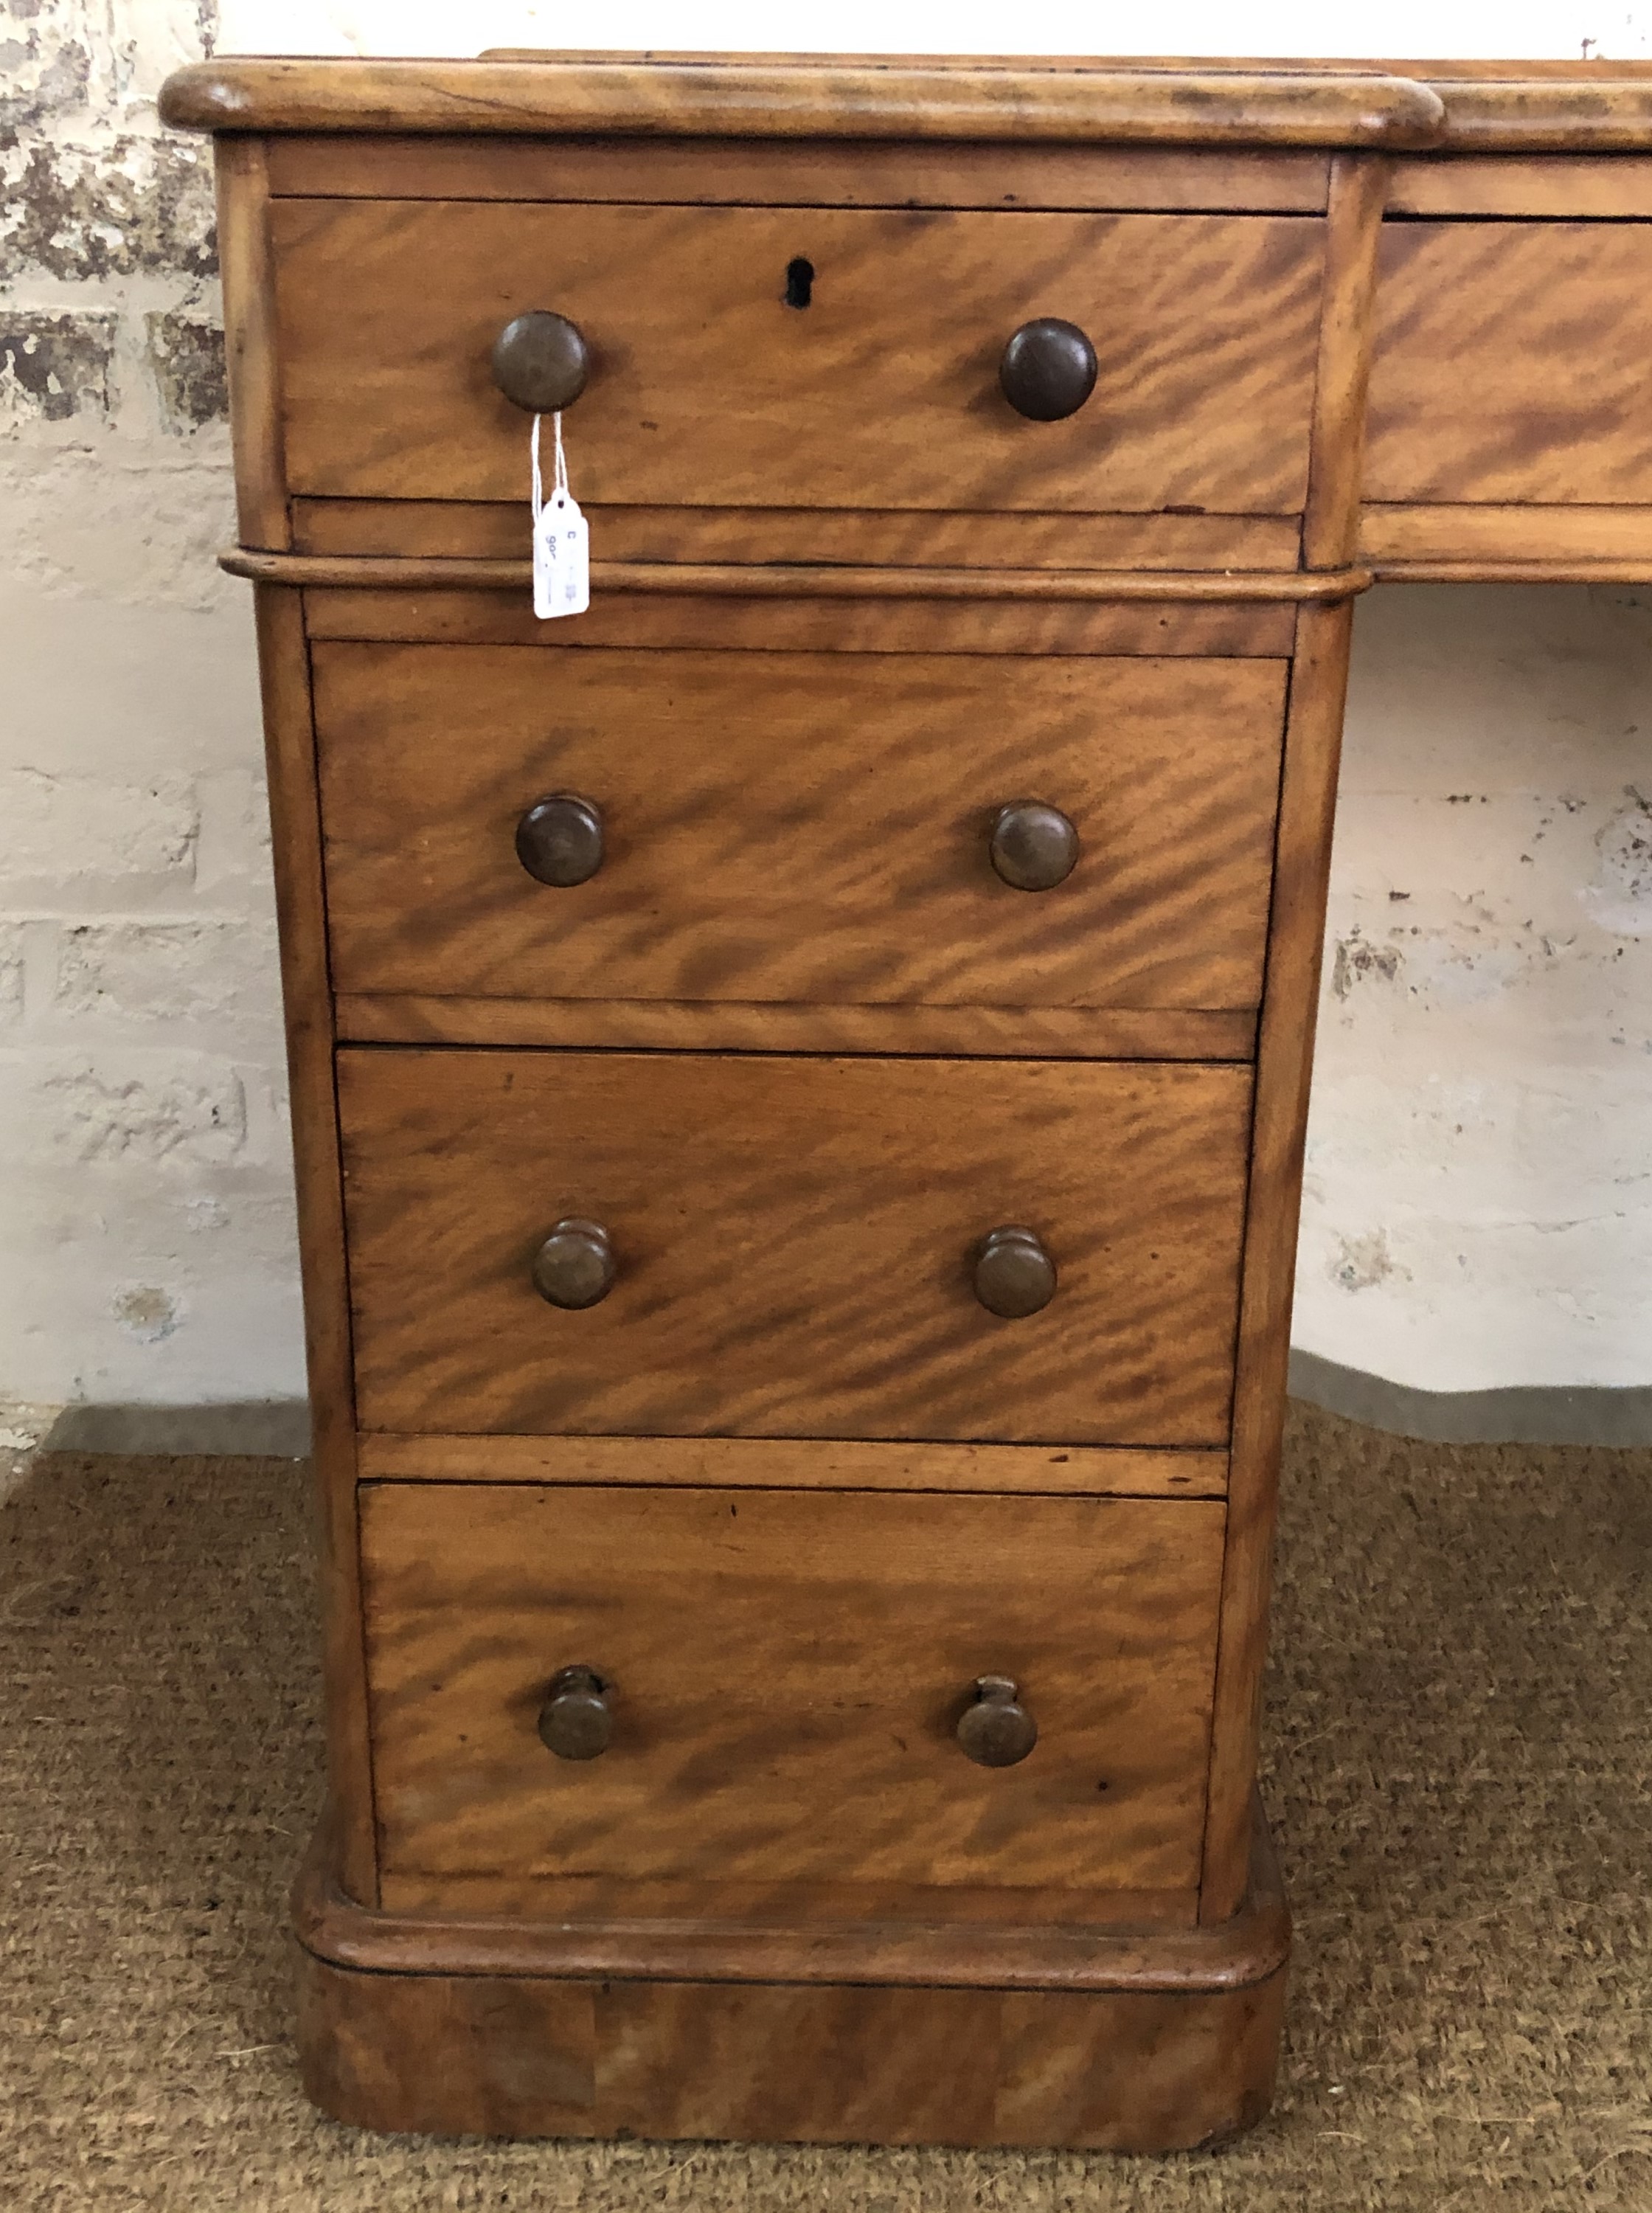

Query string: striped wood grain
298 1952 1286 2147
215 139 288 550
1361 502 1652 566
164 54 1444 148
359 1483 1225 1894
1367 221 1652 505
1200 597 1353 1922
291 496 1305 570
263 134 1333 212
270 201 1325 513
358 1431 1229 1497
300 588 1300 654
251 586 375 1903
338 1049 1252 1444
312 645 1288 1014
333 996 1257 1060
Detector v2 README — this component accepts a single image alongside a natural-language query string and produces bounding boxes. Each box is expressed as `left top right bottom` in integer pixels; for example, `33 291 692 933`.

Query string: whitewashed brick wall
1 0 303 1407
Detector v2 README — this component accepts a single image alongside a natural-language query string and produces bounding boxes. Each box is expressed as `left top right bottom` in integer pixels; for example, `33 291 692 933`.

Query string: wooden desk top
159 52 1652 150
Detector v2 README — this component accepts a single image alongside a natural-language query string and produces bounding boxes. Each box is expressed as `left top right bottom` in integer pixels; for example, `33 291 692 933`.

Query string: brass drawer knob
516 794 605 887
972 1225 1056 1318
957 1675 1038 1768
532 1218 616 1309
989 800 1078 891
538 1666 612 1760
492 310 591 413
999 318 1097 422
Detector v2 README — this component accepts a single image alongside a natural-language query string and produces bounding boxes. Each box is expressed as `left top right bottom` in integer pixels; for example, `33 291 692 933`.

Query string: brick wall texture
1 0 305 1406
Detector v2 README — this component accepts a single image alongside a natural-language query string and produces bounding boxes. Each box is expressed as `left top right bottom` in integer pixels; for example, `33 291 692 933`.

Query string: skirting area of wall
21 1367 1652 1457
1288 1351 1652 1448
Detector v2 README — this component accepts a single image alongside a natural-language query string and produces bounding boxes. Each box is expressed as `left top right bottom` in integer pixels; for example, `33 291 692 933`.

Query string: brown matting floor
2 1403 1649 2209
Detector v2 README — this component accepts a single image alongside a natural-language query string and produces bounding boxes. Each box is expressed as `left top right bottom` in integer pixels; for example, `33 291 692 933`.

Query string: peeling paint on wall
1298 584 1652 1393
0 308 116 420
0 0 302 1409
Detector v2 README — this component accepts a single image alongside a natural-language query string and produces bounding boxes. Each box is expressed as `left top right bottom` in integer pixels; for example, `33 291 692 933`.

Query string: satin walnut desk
160 51 1652 2150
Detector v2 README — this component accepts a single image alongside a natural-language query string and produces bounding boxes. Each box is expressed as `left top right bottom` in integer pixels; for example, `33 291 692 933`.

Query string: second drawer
340 1047 1252 1444
313 644 1288 1015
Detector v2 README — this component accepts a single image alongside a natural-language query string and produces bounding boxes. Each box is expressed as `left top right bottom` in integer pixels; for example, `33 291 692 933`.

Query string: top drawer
271 201 1325 513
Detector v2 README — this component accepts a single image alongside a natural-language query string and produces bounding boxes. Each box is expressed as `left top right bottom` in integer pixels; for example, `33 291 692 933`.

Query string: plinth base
294 1808 1289 2150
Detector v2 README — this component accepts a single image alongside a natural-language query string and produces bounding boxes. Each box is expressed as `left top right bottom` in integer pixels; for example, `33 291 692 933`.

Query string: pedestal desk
159 52 1652 2150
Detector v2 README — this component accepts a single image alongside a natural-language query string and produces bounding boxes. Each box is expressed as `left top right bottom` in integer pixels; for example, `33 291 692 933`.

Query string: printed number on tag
533 490 590 620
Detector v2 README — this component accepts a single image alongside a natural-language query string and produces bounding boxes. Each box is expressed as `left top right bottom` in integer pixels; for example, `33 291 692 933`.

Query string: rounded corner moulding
218 547 1374 602
159 58 1446 149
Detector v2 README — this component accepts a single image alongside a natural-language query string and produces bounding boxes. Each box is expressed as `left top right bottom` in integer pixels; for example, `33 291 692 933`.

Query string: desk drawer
362 1482 1224 1902
271 200 1323 513
339 1048 1251 1445
314 645 1288 1015
1368 221 1652 505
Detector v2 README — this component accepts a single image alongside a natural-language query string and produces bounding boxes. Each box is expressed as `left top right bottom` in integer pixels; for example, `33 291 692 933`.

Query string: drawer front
272 200 1324 513
315 645 1288 1014
340 1049 1251 1444
362 1483 1224 1896
1368 221 1652 504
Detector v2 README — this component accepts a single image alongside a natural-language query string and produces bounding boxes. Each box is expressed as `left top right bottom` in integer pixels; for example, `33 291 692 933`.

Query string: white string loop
530 412 569 522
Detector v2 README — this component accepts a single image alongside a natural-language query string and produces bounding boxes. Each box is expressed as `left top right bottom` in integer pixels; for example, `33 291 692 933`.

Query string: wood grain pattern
264 132 1331 212
297 1786 1288 1989
339 1049 1253 1445
358 1430 1229 1497
291 496 1305 570
1388 153 1652 215
334 994 1257 1062
230 550 1364 600
1361 502 1652 566
1374 558 1652 583
298 1953 1286 2147
270 200 1326 513
251 587 374 1903
1300 153 1387 568
1363 501 1652 562
162 55 1443 148
1427 77 1652 152
312 644 1287 1014
1200 598 1353 1922
360 1483 1224 1893
1367 221 1652 506
214 138 288 550
294 1795 1288 2144
374 1871 1197 1923
301 586 1300 656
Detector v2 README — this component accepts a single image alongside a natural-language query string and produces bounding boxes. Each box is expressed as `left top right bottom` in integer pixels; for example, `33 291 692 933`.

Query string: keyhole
784 257 814 309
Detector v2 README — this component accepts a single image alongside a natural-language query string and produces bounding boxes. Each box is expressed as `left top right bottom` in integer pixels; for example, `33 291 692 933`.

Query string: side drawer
271 199 1324 513
362 1482 1225 1905
313 645 1289 1016
1367 220 1652 505
339 1047 1252 1446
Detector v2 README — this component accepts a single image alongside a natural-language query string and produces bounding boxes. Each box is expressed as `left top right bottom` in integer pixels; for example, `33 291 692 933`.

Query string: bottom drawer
362 1482 1224 1909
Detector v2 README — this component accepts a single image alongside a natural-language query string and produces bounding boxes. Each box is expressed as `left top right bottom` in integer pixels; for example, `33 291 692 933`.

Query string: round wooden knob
999 319 1097 422
989 801 1078 891
973 1225 1056 1319
957 1675 1038 1768
492 311 590 413
516 794 604 887
531 1219 616 1309
538 1666 612 1760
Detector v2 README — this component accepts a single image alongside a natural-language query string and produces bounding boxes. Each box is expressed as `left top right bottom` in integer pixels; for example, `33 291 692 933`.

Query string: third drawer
339 1046 1252 1445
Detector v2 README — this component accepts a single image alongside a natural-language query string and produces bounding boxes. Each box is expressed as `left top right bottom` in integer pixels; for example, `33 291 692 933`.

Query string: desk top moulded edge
158 57 1446 147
